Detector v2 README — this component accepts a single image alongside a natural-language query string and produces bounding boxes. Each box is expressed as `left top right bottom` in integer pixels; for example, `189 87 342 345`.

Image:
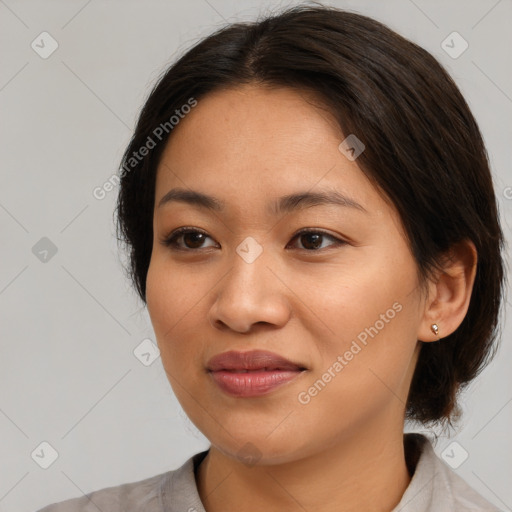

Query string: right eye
160 227 218 251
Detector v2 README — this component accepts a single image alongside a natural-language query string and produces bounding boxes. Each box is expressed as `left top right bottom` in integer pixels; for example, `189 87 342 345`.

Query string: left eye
288 230 345 251
161 228 345 252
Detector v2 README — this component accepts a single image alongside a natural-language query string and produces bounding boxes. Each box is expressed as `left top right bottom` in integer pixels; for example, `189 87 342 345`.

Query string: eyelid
160 227 347 251
160 226 218 251
287 228 346 250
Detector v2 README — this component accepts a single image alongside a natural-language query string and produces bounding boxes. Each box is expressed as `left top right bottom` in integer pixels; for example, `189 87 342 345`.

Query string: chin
202 423 315 466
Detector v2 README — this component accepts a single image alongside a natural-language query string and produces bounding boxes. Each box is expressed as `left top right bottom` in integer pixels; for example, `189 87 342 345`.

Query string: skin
146 84 477 512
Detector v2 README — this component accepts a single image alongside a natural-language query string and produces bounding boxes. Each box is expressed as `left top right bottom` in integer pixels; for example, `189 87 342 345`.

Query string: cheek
146 259 199 354
293 295 419 445
145 260 206 408
146 260 173 336
299 251 421 395
145 255 222 388
146 254 204 329
291 250 417 344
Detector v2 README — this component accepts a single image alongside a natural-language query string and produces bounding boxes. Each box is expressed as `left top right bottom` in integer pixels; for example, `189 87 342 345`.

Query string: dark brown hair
115 4 506 424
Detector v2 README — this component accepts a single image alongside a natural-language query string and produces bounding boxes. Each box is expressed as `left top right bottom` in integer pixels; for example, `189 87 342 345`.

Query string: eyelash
160 226 347 252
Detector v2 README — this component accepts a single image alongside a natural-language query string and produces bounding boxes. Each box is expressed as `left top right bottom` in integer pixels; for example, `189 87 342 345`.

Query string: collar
159 433 499 512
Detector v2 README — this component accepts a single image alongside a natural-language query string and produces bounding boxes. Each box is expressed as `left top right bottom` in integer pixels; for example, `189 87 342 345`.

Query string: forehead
154 85 385 218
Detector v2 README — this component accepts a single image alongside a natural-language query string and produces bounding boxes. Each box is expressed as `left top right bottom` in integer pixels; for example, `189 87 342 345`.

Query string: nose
207 244 292 334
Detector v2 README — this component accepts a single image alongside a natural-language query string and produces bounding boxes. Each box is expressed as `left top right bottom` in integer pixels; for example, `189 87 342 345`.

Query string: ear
418 239 478 342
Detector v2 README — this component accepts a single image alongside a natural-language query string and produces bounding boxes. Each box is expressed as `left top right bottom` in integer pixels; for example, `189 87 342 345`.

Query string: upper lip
207 350 306 372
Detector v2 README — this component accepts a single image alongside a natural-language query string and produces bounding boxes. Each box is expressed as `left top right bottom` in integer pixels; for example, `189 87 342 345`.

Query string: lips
207 350 307 397
207 349 306 372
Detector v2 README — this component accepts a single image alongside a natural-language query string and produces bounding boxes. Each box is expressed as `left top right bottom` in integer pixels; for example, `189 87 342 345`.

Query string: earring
431 323 439 336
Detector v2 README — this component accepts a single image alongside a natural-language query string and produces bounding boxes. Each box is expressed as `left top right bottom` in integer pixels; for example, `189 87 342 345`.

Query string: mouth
206 350 307 397
207 349 307 372
221 368 303 372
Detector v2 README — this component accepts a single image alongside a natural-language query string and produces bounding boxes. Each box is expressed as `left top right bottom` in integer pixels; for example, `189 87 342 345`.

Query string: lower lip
209 369 304 397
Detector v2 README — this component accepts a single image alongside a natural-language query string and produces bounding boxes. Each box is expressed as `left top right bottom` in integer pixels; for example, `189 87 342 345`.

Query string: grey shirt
36 434 501 512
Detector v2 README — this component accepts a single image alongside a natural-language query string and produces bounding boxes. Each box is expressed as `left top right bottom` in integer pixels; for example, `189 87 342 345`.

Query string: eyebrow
157 187 368 215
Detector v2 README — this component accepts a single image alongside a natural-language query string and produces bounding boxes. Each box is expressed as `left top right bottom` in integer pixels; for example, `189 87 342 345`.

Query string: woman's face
146 84 430 464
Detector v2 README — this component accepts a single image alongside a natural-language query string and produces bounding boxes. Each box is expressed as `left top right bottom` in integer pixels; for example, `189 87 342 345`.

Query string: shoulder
33 449 209 512
429 446 502 511
397 433 503 512
34 470 170 512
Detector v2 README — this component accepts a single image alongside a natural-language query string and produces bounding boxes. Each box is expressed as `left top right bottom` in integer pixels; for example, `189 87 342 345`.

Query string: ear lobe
417 239 478 342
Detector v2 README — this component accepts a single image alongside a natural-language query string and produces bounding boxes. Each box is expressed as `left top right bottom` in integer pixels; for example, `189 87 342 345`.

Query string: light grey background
1 0 511 511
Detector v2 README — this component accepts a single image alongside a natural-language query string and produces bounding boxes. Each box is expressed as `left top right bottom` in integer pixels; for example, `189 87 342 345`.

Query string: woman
37 4 506 511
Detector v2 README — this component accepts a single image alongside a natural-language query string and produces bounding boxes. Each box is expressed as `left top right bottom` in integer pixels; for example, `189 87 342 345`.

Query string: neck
196 423 412 512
